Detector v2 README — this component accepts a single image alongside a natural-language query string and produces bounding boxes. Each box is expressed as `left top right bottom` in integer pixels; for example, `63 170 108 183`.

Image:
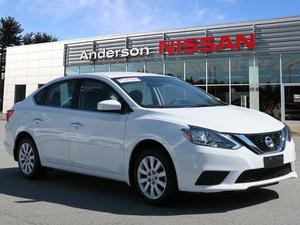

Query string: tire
17 138 46 179
133 148 177 205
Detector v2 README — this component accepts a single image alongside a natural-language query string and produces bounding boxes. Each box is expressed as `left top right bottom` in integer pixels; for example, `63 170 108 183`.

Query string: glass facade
128 62 145 72
207 58 229 84
165 60 184 79
185 59 206 85
282 53 300 83
95 64 109 72
65 53 300 121
110 63 126 72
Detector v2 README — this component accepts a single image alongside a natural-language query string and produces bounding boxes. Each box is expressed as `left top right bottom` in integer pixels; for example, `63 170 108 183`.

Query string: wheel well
128 139 177 187
13 131 35 161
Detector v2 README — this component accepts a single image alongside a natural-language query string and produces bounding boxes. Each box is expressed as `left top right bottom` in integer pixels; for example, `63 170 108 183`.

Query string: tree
22 32 35 45
23 32 58 44
0 16 23 106
0 16 58 111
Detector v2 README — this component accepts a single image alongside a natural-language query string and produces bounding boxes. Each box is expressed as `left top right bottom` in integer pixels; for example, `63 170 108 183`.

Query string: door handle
33 118 43 124
71 122 84 129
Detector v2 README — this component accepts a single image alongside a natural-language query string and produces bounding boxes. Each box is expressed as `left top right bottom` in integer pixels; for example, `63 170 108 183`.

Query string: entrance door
284 85 300 121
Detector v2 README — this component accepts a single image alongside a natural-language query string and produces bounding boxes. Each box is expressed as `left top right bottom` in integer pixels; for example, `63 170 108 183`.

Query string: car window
79 79 120 111
44 80 76 108
120 82 154 106
114 76 225 108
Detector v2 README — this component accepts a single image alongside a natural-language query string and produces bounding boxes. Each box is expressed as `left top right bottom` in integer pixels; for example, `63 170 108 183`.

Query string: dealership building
2 15 300 121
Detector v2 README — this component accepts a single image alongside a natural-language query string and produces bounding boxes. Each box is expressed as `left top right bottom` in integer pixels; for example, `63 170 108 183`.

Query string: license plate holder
264 155 284 168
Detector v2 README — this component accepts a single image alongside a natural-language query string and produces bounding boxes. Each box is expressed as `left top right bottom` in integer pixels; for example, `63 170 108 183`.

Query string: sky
0 0 300 40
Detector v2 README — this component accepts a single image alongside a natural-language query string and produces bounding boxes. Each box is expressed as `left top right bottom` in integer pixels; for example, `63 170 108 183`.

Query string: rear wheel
133 148 177 205
17 138 46 179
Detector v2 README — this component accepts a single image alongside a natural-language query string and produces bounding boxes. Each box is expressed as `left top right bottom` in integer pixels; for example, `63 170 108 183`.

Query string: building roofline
6 14 300 50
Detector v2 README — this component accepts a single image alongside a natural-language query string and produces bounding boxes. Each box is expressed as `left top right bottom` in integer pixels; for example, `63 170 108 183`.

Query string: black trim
236 163 292 183
196 171 230 185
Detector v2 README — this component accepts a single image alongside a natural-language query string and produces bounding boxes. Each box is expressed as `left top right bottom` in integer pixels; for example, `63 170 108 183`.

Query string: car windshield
114 76 226 108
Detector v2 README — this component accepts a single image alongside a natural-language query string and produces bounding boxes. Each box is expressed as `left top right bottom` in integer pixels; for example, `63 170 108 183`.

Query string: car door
31 79 77 167
68 79 129 175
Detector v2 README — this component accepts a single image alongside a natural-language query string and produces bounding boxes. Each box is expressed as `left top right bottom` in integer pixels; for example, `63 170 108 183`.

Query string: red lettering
217 35 235 50
236 33 255 49
159 40 175 54
159 33 255 54
200 37 215 52
183 38 198 53
176 40 181 53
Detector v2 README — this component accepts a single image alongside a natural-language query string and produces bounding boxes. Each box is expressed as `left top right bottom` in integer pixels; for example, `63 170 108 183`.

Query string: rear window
34 80 77 108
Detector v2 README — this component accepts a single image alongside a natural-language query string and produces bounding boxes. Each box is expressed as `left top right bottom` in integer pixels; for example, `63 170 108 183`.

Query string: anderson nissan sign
80 33 255 60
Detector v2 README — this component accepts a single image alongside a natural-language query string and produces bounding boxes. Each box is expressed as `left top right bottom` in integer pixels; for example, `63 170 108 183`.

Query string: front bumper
171 138 297 193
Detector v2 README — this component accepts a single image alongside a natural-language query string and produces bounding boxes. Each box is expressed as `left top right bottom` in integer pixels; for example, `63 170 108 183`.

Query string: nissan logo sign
264 136 274 148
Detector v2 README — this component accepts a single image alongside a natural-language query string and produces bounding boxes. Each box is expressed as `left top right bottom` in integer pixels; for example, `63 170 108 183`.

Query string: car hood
148 105 284 134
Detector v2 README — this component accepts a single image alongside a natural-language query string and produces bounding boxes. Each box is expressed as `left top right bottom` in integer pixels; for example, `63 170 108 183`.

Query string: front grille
245 131 282 153
233 129 286 155
236 163 292 183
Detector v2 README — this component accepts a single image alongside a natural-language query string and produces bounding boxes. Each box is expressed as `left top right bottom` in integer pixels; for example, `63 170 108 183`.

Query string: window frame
33 78 80 109
75 78 131 113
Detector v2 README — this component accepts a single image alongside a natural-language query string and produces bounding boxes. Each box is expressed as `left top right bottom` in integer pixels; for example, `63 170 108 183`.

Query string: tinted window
41 80 76 108
79 79 120 111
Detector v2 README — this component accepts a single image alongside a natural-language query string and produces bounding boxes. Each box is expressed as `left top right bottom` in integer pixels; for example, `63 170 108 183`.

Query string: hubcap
19 143 35 175
137 156 167 200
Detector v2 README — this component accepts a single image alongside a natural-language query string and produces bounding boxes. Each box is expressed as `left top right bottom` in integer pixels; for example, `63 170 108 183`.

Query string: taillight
6 109 14 122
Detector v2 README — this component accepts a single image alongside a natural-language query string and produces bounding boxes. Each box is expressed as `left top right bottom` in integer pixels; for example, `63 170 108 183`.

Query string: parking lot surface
0 120 299 225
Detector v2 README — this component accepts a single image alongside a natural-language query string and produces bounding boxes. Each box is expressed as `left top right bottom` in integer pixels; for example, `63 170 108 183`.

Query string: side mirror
97 100 122 112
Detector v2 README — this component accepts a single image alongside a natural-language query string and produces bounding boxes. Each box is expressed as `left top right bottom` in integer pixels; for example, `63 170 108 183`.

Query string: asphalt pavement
0 120 299 225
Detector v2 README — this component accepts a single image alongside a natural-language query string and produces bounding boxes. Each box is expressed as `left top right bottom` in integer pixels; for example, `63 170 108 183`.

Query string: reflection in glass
165 60 184 79
95 64 109 72
207 58 229 84
127 62 145 72
185 59 206 85
284 86 300 120
231 57 251 84
256 55 280 84
196 86 206 91
282 54 300 83
66 66 79 75
79 65 94 73
110 63 126 72
145 61 163 74
207 86 229 103
259 85 281 119
231 85 249 108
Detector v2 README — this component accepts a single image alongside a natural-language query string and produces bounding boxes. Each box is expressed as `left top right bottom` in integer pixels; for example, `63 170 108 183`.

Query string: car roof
82 72 165 79
40 72 169 89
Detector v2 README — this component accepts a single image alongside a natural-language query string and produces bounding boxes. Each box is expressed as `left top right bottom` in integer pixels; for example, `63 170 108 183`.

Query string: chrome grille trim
233 129 286 155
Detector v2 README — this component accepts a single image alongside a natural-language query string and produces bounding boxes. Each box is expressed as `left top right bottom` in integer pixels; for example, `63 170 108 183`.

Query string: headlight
182 126 241 149
284 125 292 142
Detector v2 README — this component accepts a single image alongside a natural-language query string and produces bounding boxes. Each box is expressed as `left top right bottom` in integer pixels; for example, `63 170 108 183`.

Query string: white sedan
4 72 297 204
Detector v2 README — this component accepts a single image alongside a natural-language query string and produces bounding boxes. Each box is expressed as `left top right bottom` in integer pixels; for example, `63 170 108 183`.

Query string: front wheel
133 148 177 205
17 138 46 179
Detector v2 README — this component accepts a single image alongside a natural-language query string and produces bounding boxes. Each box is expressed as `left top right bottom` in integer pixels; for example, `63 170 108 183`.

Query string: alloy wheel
19 143 35 175
137 156 167 200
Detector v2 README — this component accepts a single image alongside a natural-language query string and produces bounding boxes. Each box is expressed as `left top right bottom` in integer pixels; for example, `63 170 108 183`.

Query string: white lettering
139 47 150 56
80 51 89 60
130 48 140 57
106 50 115 58
98 49 106 59
79 47 150 60
121 48 129 57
